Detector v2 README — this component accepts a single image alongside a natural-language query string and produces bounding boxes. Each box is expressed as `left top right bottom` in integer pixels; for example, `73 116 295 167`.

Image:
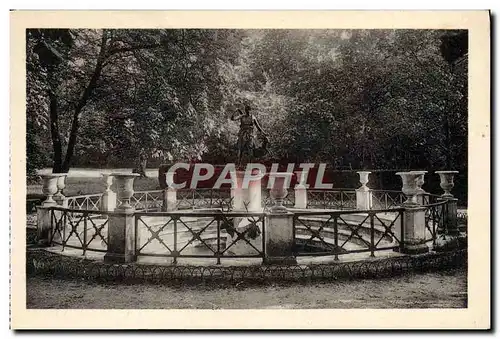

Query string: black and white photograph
11 10 490 329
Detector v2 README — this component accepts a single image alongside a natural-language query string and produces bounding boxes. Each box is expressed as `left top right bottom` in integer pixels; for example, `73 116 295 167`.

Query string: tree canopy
26 29 467 178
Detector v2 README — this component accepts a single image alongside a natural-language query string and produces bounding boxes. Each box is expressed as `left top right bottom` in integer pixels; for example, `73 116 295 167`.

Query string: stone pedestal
100 174 116 212
294 185 307 209
104 173 140 263
227 170 264 255
355 171 372 210
101 191 117 212
264 212 297 265
163 188 177 212
162 172 177 212
356 189 372 210
400 204 429 254
36 204 54 246
294 171 307 209
104 209 137 263
356 188 372 210
438 197 459 236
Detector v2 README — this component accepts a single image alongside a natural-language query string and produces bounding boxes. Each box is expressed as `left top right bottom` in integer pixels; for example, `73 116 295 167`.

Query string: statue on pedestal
231 104 269 167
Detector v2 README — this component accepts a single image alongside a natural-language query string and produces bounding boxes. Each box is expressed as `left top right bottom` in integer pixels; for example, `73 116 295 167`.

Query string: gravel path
27 268 467 309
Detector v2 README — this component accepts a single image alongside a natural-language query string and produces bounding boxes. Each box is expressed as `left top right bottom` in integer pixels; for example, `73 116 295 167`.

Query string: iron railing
49 206 108 255
134 211 266 264
175 189 232 210
424 200 447 245
293 208 404 259
306 189 357 210
129 190 164 212
371 190 406 210
67 194 103 211
40 189 457 261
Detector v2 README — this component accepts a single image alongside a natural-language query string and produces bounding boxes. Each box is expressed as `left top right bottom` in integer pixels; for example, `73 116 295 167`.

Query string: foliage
26 29 467 180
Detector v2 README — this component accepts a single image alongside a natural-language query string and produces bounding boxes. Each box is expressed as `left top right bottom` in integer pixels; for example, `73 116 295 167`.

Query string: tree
27 29 245 174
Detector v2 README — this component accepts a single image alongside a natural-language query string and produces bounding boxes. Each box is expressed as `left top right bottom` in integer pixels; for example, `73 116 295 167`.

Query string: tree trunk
48 73 64 173
61 32 109 173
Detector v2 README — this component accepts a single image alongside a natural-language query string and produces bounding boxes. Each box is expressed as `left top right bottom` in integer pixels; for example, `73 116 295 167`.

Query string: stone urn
269 173 293 213
54 173 68 205
40 173 66 206
102 173 113 193
55 174 68 196
435 171 459 198
357 171 371 191
101 173 116 212
410 171 428 205
411 171 427 192
111 173 140 210
396 172 420 205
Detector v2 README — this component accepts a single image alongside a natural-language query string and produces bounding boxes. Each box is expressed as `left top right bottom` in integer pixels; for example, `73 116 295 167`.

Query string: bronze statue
231 104 269 167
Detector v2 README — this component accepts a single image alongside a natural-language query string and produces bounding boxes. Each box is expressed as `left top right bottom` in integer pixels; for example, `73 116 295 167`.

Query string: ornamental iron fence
135 211 266 264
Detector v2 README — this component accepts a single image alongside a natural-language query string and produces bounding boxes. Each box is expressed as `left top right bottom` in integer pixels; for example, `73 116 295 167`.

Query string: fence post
104 173 140 263
434 171 464 251
396 172 429 254
435 171 460 235
294 170 308 209
400 205 429 254
163 172 177 211
264 211 297 265
100 173 116 212
356 171 372 210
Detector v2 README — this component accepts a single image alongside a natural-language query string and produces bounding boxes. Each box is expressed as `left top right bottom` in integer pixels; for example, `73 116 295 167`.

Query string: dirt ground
27 268 467 309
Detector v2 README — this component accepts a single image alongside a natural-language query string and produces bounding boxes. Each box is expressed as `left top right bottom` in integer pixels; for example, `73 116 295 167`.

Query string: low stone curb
26 248 467 285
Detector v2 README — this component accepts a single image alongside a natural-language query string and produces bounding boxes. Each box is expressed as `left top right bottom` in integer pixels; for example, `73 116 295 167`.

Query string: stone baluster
104 173 140 263
356 171 372 210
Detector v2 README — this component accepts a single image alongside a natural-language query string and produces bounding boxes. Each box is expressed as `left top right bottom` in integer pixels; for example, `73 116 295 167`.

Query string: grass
27 268 467 309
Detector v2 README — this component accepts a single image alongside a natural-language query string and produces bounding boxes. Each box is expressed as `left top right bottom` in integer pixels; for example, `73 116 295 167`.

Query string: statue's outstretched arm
253 115 266 136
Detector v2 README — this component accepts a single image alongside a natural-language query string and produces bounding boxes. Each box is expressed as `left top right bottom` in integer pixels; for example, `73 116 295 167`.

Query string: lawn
27 268 467 309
